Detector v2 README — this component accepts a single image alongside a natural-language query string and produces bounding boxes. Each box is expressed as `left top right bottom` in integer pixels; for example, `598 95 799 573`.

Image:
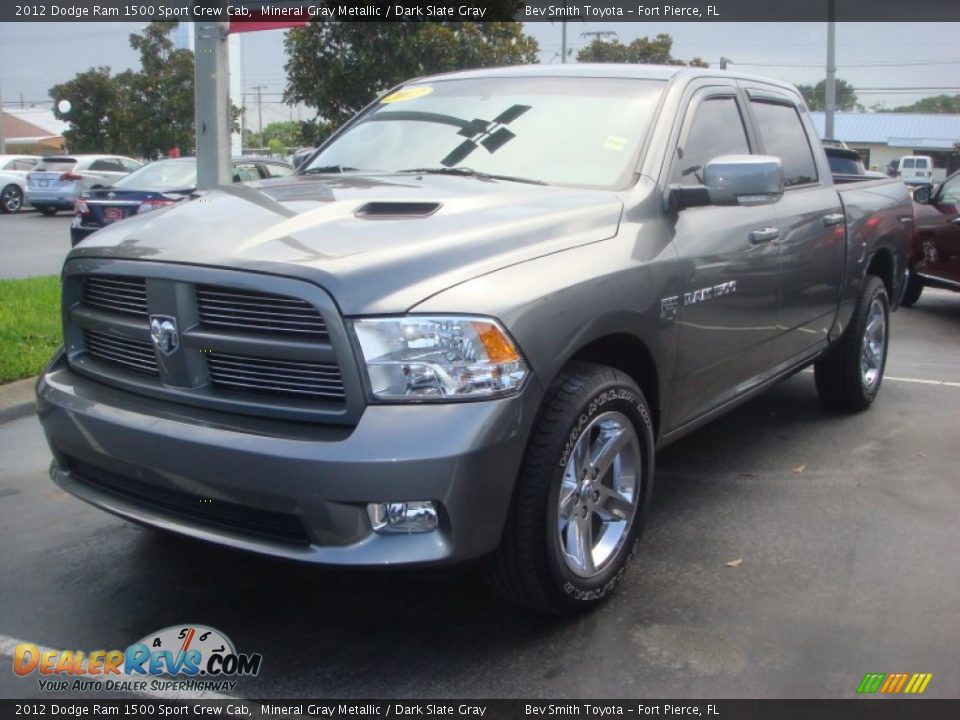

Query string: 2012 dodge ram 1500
37 65 911 614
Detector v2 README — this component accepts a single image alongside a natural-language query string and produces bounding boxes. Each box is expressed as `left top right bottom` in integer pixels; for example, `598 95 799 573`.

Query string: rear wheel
484 362 655 614
815 275 889 411
899 269 924 307
39 206 58 216
1 184 22 213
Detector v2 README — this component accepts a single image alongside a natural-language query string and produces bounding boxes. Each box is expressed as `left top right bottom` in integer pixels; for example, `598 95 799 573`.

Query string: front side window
305 76 666 189
750 101 819 187
671 96 750 186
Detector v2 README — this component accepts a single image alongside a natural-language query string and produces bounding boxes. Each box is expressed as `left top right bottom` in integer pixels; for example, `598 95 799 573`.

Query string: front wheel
814 275 890 411
1 184 23 213
484 362 655 614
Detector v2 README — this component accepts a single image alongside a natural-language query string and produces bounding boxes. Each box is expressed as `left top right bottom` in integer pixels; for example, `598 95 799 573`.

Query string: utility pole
253 85 267 145
193 17 231 190
0 85 6 155
720 57 731 70
825 0 836 139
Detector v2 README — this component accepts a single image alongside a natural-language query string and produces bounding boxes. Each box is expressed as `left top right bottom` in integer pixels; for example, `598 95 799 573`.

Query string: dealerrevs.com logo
13 624 262 693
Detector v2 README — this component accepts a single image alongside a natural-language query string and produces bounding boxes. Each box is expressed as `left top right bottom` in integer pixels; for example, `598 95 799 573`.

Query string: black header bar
3 0 960 23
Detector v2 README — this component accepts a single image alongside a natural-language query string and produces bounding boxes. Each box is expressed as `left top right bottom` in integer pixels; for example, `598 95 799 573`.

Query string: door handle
822 213 845 227
749 227 780 244
900 217 914 224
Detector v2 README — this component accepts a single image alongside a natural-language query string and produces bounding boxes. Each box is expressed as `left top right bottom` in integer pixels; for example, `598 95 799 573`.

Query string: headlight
351 316 529 401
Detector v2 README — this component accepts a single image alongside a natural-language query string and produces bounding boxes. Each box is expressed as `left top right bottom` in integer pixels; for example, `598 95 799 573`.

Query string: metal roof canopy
810 112 960 150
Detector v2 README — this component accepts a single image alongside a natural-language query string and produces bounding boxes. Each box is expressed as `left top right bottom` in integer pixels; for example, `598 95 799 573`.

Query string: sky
1 21 958 130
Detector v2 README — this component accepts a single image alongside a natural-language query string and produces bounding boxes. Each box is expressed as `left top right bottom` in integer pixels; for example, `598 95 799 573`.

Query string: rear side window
89 159 125 172
671 96 750 186
750 101 819 187
232 163 261 182
12 159 38 171
35 158 77 172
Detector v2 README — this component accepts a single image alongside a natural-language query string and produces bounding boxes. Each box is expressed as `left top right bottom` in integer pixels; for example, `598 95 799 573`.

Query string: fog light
367 501 438 534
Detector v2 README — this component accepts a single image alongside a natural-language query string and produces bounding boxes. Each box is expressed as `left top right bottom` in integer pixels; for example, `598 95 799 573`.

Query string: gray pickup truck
37 65 911 614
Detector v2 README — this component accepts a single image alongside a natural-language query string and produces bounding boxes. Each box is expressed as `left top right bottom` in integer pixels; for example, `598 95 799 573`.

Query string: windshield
114 159 197 190
305 77 665 188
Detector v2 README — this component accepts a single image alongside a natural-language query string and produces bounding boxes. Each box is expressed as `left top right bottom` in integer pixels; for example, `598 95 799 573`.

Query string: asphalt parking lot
0 212 958 699
0 210 73 279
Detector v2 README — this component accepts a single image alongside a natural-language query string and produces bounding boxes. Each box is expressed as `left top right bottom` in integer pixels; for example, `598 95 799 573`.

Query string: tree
51 23 197 158
261 121 301 148
576 33 708 68
284 21 539 140
49 68 121 153
796 79 861 112
890 95 960 114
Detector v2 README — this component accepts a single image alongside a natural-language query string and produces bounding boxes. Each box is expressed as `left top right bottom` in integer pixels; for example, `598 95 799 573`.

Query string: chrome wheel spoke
588 425 631 481
595 485 634 522
565 515 595 575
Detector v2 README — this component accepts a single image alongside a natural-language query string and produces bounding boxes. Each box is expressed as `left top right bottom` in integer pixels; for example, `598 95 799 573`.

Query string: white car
0 154 41 214
26 154 143 216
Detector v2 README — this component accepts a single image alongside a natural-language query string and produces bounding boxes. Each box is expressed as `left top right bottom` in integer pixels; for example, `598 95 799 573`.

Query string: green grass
0 275 62 384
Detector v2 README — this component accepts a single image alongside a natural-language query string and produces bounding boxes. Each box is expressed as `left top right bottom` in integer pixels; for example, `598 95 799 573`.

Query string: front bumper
37 352 542 566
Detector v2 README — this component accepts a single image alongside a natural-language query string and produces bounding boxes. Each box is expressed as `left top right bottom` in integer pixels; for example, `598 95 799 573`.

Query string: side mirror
912 184 934 204
670 155 784 210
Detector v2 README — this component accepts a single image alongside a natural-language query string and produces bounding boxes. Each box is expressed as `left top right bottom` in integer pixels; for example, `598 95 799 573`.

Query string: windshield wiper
301 165 361 175
398 167 547 186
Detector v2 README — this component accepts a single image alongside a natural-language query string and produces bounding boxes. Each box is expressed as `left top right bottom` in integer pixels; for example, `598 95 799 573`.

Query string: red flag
229 20 307 33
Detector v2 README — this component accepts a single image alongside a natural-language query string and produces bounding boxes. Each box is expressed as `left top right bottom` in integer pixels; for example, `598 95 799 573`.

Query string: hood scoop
354 201 441 219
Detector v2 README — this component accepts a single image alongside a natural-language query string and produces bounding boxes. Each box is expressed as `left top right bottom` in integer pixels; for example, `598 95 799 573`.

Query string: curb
0 377 38 425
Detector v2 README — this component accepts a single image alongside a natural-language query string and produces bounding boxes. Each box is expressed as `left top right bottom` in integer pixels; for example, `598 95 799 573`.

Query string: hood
68 173 623 315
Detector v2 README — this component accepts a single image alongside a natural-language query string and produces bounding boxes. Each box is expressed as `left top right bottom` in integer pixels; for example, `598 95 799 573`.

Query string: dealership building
810 111 960 179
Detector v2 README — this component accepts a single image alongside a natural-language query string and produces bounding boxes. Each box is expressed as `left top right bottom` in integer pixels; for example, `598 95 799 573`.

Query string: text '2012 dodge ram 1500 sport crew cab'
37 65 911 614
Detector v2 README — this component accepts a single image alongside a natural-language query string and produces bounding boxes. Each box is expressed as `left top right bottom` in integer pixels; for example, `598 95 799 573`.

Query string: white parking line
885 375 960 388
800 369 960 387
0 633 242 702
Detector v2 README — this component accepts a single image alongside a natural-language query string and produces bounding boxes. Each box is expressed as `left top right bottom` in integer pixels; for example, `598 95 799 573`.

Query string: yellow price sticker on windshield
603 135 627 151
381 86 434 104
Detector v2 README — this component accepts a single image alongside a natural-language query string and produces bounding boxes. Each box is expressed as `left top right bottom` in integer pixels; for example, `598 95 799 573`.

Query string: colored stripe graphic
857 673 886 693
904 673 933 694
857 672 933 694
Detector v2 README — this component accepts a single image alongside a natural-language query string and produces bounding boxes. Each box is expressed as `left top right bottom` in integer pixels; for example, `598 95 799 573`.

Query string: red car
903 171 960 306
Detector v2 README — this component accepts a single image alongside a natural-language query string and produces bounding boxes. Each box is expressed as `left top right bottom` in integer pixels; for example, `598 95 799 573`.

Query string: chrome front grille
64 265 361 424
82 276 148 317
84 329 159 376
197 286 327 338
207 352 345 401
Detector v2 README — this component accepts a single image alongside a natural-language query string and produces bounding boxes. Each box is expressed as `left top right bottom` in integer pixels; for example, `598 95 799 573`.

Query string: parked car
898 155 936 186
70 156 295 245
0 154 40 213
26 155 144 215
901 170 960 305
37 65 910 614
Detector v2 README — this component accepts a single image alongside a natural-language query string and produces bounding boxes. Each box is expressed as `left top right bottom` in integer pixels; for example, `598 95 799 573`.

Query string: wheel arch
564 333 662 439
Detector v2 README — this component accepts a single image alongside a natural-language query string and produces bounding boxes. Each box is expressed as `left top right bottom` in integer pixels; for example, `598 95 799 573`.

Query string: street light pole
253 85 267 143
0 85 6 154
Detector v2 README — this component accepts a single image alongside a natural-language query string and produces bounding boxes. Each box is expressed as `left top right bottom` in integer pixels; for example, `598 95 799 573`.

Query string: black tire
484 362 655 615
1 184 23 214
814 275 890 412
39 206 58 216
899 269 923 307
